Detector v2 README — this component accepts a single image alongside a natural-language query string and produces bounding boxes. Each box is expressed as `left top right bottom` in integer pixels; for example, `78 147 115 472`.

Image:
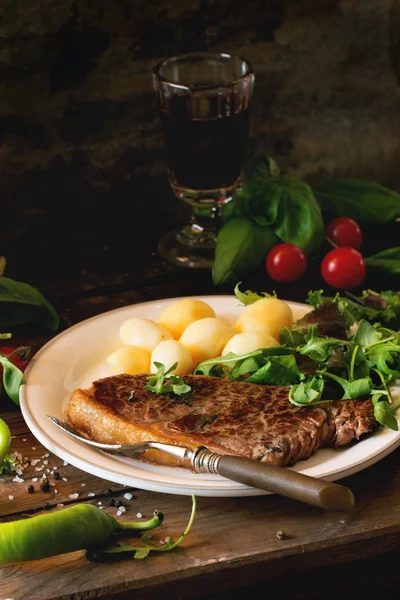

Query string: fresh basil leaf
0 276 59 331
246 176 324 255
212 217 278 286
365 247 400 276
243 151 280 183
234 282 277 306
0 356 23 404
314 178 400 224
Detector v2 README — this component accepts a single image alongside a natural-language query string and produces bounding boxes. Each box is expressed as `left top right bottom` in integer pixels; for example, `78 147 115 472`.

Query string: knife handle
214 454 354 511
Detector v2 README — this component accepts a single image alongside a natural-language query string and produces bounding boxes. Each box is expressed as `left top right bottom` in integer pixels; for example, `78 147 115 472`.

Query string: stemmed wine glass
153 52 254 268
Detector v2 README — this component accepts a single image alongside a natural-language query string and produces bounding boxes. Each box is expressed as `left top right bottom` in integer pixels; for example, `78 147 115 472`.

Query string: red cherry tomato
325 217 363 250
321 247 366 290
266 243 307 283
0 346 29 398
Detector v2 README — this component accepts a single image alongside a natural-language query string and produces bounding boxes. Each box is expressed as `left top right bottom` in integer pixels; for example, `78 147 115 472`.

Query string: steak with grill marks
68 373 378 468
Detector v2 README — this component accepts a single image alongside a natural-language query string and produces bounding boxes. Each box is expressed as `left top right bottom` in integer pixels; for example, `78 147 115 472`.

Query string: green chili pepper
0 418 11 465
0 504 163 564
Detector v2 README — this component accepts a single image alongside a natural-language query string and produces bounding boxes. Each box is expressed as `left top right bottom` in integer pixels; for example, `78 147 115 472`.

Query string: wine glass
153 52 254 268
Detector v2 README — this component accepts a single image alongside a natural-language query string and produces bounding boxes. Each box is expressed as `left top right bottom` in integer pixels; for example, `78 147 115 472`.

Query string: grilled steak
68 374 378 468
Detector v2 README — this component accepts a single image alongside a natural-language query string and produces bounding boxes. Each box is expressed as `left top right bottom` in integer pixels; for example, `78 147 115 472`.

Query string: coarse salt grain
44 453 50 458
57 503 64 508
88 492 95 497
116 510 122 516
32 447 36 450
23 438 27 442
63 460 68 466
8 495 14 500
119 506 126 513
62 477 68 482
81 483 86 487
32 477 38 482
123 493 133 500
43 460 49 465
69 493 79 499
97 501 102 506
136 512 142 518
54 490 58 494
13 476 24 483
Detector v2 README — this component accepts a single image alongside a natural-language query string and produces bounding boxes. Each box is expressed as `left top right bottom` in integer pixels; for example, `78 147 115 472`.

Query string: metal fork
47 416 193 462
47 414 355 511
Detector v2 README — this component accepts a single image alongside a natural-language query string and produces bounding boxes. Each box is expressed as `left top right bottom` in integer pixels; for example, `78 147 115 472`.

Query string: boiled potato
180 317 235 366
222 331 280 356
150 340 193 376
158 298 216 339
106 345 150 375
119 318 172 352
235 298 293 341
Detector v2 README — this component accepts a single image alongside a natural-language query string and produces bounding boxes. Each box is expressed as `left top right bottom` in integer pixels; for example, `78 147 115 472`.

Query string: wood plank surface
0 410 399 600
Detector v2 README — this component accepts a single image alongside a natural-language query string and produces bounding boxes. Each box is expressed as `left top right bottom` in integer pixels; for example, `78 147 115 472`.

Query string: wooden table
1 231 400 600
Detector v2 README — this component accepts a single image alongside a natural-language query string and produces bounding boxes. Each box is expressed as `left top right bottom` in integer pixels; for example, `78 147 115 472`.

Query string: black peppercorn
27 485 35 494
40 480 50 493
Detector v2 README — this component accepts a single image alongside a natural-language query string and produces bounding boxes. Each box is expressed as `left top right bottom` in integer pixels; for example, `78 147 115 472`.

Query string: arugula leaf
289 377 325 406
145 363 191 396
313 178 400 223
0 276 59 331
297 325 349 363
212 217 278 286
194 347 293 379
318 371 372 400
352 320 382 347
372 395 398 430
279 327 307 348
234 282 277 306
247 355 303 386
0 355 24 405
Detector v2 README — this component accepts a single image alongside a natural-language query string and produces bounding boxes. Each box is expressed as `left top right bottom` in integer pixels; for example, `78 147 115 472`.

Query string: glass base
158 228 215 269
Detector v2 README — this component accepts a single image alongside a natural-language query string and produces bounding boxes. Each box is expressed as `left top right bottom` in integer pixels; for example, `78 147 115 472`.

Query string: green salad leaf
234 282 276 306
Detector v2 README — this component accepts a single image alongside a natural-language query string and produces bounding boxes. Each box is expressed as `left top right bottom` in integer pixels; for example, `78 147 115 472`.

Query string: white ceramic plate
20 295 400 497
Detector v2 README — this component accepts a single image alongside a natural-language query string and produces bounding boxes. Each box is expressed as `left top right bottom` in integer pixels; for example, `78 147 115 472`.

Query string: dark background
1 0 400 322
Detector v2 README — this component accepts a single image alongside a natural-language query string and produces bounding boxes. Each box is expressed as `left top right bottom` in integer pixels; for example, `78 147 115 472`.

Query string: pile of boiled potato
106 297 293 376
